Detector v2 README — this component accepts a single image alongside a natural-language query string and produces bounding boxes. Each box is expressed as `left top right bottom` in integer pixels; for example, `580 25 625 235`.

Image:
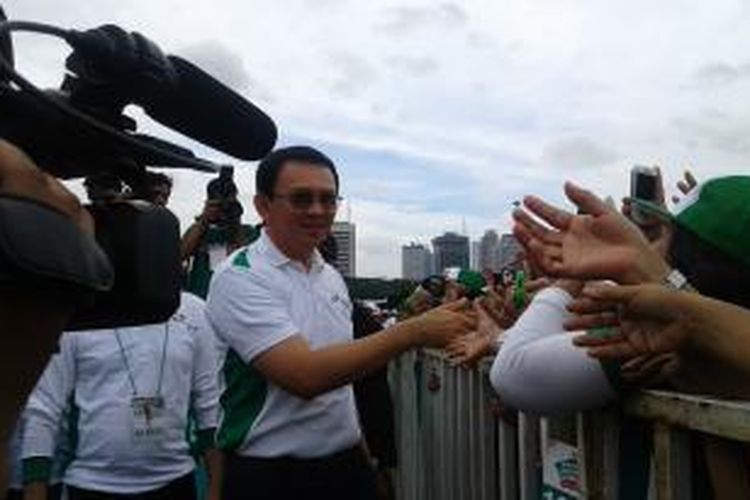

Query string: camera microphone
65 25 277 161
145 56 277 161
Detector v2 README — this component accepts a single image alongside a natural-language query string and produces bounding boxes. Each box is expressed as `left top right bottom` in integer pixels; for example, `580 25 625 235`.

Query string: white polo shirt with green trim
206 230 361 458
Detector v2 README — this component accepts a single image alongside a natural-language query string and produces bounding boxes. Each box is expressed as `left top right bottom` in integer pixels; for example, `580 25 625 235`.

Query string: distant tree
344 277 417 306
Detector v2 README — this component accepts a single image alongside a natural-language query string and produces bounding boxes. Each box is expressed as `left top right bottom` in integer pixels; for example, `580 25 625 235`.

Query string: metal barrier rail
390 349 750 500
390 349 503 500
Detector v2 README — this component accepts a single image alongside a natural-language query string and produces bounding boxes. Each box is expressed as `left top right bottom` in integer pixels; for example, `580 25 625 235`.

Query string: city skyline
400 227 521 280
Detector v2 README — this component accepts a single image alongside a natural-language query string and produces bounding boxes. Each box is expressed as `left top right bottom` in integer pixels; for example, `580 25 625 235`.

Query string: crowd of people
398 168 750 498
2 132 750 499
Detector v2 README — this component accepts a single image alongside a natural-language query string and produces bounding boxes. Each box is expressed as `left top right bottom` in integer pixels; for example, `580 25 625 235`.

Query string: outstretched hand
512 182 668 284
446 300 502 367
570 283 696 360
409 298 477 349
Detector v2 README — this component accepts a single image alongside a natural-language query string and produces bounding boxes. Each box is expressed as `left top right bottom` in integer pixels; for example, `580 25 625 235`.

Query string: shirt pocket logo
329 293 353 317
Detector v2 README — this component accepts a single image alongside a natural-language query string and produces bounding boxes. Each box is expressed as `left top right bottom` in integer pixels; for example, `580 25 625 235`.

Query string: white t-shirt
206 230 361 458
22 293 220 494
490 287 617 415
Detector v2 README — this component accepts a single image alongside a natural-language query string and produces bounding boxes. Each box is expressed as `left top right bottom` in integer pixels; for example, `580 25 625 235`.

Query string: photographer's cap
632 175 750 269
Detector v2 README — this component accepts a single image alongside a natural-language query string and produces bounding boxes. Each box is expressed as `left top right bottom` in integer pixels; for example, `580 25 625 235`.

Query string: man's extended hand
446 301 501 367
407 299 477 348
512 182 668 284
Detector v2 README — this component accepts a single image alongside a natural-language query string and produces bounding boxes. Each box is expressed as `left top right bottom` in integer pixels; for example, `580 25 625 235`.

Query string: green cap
632 176 750 269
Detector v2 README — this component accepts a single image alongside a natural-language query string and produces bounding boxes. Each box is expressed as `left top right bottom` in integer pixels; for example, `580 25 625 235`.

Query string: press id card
130 396 167 446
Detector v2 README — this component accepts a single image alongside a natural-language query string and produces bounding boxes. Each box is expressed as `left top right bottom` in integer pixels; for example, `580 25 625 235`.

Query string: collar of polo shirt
259 229 325 273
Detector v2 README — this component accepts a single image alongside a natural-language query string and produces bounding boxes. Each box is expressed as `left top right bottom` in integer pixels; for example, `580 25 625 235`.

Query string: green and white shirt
206 230 361 458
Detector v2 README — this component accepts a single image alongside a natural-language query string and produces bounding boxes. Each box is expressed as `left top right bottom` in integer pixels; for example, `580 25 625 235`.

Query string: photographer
1 12 279 495
181 170 258 298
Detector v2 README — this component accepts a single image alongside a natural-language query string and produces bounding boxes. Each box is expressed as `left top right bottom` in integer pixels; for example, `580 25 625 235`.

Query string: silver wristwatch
662 269 690 291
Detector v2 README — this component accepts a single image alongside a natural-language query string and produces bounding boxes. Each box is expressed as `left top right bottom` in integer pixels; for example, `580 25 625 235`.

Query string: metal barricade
390 349 750 500
391 349 503 500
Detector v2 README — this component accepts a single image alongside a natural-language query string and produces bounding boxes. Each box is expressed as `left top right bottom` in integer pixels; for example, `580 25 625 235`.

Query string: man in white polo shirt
206 146 476 499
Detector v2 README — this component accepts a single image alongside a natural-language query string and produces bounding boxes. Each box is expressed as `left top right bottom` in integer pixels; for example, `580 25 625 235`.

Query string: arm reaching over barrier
572 283 750 381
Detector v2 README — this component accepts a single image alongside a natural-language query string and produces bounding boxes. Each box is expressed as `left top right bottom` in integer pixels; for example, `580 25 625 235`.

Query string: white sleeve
183 294 221 430
206 265 299 364
490 287 617 416
21 333 76 459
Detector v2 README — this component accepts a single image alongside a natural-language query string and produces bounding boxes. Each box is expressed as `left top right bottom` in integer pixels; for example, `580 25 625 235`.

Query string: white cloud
178 41 253 92
541 137 618 169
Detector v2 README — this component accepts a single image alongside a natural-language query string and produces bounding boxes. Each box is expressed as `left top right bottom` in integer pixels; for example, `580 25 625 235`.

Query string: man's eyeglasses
272 191 342 212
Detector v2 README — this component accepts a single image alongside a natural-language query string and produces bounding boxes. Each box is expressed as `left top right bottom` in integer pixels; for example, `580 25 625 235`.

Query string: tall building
478 229 500 271
497 233 523 270
401 243 433 281
432 232 470 273
331 221 356 277
471 241 481 271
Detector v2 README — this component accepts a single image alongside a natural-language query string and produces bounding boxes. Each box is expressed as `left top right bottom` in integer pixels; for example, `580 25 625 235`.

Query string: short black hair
84 172 123 192
255 146 339 197
145 171 173 188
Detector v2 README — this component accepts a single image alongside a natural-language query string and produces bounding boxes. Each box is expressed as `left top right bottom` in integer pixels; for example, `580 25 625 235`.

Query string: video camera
0 7 277 329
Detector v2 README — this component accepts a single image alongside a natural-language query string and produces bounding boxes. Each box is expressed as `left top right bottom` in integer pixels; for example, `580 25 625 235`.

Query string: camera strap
0 194 113 292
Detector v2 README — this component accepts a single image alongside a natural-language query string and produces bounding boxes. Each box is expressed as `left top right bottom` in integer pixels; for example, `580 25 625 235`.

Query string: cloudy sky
5 0 750 277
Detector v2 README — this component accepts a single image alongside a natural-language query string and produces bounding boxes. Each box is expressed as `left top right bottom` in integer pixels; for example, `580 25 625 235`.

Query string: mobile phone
630 166 658 225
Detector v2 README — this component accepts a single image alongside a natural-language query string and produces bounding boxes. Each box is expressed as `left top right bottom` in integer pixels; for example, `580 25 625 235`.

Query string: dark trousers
66 472 196 500
5 484 62 500
223 446 378 500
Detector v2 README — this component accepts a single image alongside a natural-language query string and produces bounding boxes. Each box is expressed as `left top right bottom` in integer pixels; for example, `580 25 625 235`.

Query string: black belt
231 445 366 471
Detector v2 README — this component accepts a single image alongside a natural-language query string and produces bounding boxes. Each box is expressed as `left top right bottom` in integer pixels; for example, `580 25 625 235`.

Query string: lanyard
113 323 170 397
